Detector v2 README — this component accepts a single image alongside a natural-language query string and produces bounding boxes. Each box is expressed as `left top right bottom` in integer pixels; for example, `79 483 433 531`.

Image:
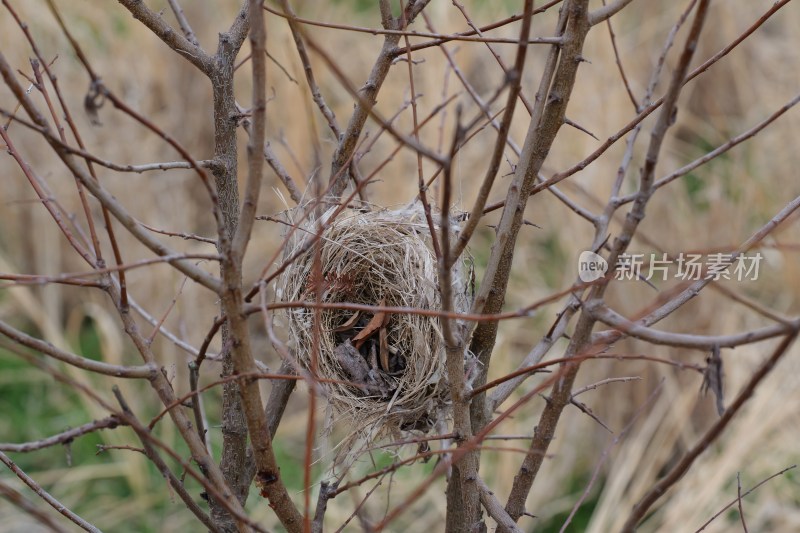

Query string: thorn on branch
564 117 599 140
570 398 613 433
392 57 425 66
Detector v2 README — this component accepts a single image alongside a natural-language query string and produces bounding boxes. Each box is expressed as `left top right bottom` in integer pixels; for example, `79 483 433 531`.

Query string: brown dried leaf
379 324 389 372
333 311 361 333
352 299 386 349
702 345 725 416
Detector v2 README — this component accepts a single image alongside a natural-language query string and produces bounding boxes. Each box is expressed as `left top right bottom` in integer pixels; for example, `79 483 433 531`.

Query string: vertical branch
210 3 252 528
232 3 266 260
501 1 711 527
327 0 432 199
278 0 341 138
438 117 482 533
327 0 399 199
214 2 303 532
450 0 535 263
305 203 324 531
400 0 441 260
600 0 711 286
468 0 580 434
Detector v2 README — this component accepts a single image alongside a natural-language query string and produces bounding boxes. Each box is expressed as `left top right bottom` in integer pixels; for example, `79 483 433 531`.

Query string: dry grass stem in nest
277 205 470 450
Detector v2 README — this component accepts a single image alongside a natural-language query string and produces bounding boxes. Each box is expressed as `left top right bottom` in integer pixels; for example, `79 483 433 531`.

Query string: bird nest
277 205 470 442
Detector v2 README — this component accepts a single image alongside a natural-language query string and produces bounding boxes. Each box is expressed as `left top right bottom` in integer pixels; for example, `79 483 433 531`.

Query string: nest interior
278 206 468 437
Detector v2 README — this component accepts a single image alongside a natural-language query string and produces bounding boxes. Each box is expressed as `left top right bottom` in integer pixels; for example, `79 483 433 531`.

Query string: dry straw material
277 205 470 444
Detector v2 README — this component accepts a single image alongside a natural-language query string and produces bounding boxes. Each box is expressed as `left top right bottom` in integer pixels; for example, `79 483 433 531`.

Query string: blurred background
1 0 799 531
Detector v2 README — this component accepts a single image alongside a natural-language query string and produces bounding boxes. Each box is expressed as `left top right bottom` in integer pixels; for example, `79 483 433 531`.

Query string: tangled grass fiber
278 205 470 447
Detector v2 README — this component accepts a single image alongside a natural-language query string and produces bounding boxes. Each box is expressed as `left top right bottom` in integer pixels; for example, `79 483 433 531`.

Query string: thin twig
263 4 559 46
395 0 565 55
110 386 222 533
0 451 101 533
737 472 749 533
265 142 303 205
621 332 799 532
278 0 341 138
559 379 665 532
0 416 124 452
0 321 156 378
115 0 212 73
0 480 70 533
601 0 638 109
167 0 201 47
615 93 800 205
693 465 797 532
400 0 441 261
588 301 799 350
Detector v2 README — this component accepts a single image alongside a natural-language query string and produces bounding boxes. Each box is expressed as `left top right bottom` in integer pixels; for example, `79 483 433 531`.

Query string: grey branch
588 301 800 350
588 0 638 26
0 416 124 452
0 320 156 378
0 451 101 533
115 0 212 73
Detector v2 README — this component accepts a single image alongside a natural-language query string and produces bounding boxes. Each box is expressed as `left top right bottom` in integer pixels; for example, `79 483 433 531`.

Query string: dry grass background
1 1 799 531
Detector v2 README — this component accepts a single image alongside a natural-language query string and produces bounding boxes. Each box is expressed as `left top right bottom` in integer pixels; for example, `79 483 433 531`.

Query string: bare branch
694 465 798 532
0 480 70 533
501 2 712 525
437 116 483 532
592 194 800 349
110 386 222 533
0 451 101 533
571 376 641 397
588 0 637 26
601 0 638 109
0 416 124 453
323 0 434 198
621 332 799 532
263 4 559 46
616 93 800 205
114 0 213 73
477 477 524 533
277 0 341 138
588 301 799 350
450 0 535 264
167 0 201 47
265 143 303 205
0 321 156 378
469 0 580 439
216 1 303 530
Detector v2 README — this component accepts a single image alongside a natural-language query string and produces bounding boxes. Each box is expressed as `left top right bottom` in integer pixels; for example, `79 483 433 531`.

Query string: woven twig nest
277 205 470 442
